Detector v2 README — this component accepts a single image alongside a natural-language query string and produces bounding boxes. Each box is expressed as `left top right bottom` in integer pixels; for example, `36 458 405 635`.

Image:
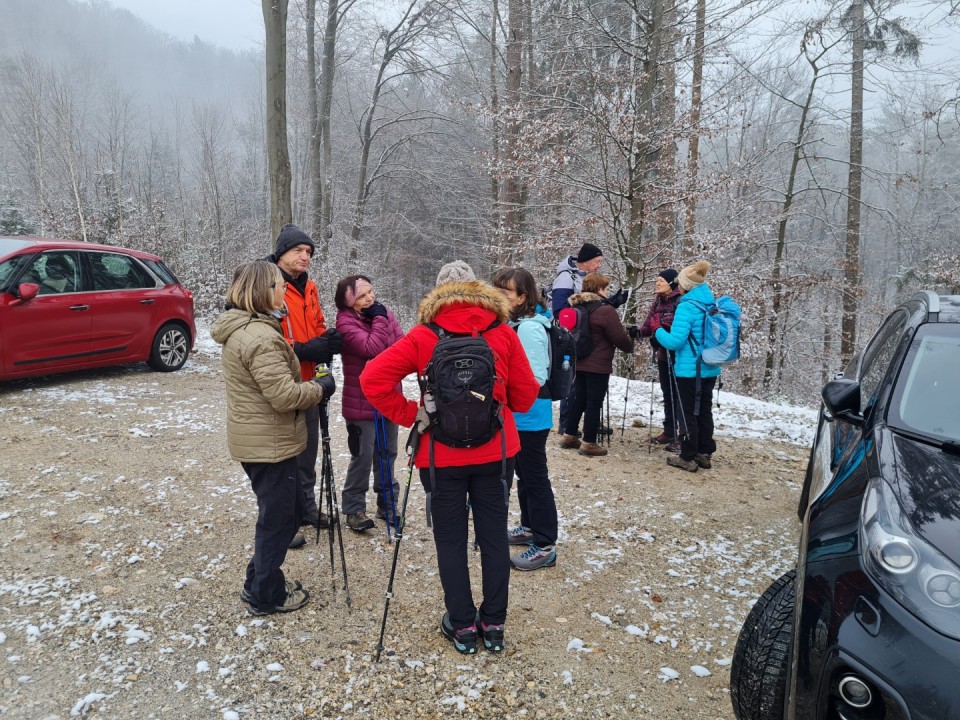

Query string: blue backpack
687 295 742 368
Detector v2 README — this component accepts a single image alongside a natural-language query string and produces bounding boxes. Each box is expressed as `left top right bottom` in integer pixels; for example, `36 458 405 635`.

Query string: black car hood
884 429 960 567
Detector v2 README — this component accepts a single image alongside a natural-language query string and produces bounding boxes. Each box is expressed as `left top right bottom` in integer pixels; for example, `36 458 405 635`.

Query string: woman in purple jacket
638 268 682 451
334 275 405 532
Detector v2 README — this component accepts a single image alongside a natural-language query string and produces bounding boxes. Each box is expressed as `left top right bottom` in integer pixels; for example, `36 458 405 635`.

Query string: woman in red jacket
360 261 539 655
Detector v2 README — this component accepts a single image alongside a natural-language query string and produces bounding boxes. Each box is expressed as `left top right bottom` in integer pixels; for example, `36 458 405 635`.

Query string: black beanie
274 224 315 260
576 242 603 263
658 267 679 288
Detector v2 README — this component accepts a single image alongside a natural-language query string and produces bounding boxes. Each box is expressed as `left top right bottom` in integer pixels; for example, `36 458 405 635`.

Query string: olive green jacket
210 309 324 463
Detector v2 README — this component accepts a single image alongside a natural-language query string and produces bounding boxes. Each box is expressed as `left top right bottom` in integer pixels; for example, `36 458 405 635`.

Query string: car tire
730 569 795 720
148 322 190 372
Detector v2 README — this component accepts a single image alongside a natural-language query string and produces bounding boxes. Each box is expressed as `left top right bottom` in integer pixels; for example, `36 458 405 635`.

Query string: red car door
83 250 163 360
1 251 92 377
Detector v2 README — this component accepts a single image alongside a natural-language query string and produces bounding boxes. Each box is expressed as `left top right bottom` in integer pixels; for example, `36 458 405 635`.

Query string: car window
22 251 82 295
889 325 960 443
858 310 908 412
89 252 155 291
142 259 179 285
0 254 32 292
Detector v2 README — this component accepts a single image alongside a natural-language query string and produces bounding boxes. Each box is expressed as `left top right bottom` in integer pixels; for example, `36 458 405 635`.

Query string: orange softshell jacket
281 278 327 381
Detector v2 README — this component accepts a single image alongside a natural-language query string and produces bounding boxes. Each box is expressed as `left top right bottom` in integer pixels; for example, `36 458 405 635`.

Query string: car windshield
888 323 960 444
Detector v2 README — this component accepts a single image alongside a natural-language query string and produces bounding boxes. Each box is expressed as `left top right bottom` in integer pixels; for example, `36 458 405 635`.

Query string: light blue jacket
654 283 722 379
510 310 553 431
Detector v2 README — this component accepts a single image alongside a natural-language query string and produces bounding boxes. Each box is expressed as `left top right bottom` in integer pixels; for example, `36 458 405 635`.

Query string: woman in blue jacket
493 268 559 572
654 261 720 472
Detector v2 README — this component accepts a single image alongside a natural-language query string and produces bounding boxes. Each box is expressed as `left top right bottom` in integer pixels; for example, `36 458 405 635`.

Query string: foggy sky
106 0 264 52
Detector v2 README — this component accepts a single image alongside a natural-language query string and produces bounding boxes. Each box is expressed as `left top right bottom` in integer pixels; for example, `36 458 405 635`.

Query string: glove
415 406 432 434
322 328 343 355
608 288 631 308
628 325 640 339
312 367 336 401
360 301 389 320
294 336 333 363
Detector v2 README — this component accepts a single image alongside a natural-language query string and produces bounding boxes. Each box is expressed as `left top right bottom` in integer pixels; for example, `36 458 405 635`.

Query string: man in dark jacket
269 224 344 548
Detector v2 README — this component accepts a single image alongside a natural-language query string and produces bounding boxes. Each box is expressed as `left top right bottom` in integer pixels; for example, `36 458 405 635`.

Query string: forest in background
1 0 958 404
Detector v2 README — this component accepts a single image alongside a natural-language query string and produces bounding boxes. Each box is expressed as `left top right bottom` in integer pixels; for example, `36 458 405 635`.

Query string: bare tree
263 0 292 242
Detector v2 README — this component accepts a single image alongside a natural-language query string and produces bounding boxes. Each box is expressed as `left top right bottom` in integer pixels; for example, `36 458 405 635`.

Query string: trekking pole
374 411 400 541
374 427 421 662
316 367 351 608
621 353 634 437
603 391 611 447
648 355 655 453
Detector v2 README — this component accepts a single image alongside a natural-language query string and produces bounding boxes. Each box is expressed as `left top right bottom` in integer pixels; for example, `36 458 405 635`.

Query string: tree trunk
306 0 322 247
841 0 864 365
318 0 342 261
500 0 524 263
262 0 292 244
489 0 501 235
683 0 705 253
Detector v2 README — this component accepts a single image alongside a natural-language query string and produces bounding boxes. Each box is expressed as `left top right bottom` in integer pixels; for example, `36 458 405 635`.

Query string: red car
0 236 196 381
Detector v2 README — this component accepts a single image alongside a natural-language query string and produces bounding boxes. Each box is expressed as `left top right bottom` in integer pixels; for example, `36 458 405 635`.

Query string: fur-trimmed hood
416 280 511 332
567 291 604 307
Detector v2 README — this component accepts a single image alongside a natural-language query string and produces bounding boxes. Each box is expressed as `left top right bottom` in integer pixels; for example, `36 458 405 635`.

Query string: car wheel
730 569 795 720
148 322 190 372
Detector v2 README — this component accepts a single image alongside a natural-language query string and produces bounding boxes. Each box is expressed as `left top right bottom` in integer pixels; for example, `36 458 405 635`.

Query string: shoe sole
240 580 303 606
246 589 310 615
511 558 557 571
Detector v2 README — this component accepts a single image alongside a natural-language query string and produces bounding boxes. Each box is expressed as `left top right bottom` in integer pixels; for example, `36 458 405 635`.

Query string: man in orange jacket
270 224 343 548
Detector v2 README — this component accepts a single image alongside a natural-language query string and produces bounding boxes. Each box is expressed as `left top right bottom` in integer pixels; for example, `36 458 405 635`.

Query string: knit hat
344 278 372 308
678 260 710 292
274 224 315 260
658 267 679 288
576 242 603 264
436 260 476 286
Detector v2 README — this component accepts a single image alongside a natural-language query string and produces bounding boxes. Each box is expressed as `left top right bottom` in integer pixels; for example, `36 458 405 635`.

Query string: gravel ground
0 348 806 719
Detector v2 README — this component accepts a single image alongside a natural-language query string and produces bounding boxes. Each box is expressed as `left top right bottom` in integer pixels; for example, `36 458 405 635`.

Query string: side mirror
822 378 864 427
9 282 40 306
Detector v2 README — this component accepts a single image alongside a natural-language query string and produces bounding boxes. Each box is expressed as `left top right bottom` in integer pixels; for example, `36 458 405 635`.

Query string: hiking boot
650 432 674 445
667 454 699 472
346 512 375 532
696 453 712 469
288 531 307 549
559 434 582 450
665 440 681 454
511 543 557 571
476 615 505 653
598 424 614 436
240 579 302 606
247 586 310 616
507 525 534 545
301 513 330 529
375 507 387 520
440 612 477 654
578 441 607 457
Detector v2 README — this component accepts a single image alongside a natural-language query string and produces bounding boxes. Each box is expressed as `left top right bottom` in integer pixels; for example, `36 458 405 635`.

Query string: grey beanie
436 260 476 286
274 224 315 260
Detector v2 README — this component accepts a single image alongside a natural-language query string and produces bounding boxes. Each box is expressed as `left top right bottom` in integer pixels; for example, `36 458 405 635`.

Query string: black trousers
514 429 558 547
564 371 610 443
296 404 320 520
242 456 302 609
674 376 717 462
657 355 677 438
420 458 514 629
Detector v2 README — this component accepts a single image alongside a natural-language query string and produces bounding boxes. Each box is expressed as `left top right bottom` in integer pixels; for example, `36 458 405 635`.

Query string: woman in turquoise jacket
493 268 559 572
654 260 720 472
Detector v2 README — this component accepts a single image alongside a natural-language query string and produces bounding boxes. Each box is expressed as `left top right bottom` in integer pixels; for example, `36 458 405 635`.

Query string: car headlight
860 477 960 640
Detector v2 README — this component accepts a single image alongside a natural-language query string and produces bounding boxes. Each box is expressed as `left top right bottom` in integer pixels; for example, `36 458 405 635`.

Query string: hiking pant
658 355 677 438
242 457 302 610
564 371 610 443
296 404 320 521
420 458 515 629
341 419 399 516
557 384 575 433
675 376 717 462
514 429 558 547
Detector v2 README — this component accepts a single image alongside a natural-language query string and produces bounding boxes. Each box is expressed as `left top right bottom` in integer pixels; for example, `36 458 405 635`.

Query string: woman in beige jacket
211 261 336 615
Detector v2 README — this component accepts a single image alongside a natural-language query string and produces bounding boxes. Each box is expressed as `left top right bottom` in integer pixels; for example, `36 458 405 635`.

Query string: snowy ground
0 324 815 719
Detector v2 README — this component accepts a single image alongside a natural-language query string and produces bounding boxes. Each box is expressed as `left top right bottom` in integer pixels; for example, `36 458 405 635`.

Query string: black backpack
421 321 502 448
520 318 575 400
557 303 597 360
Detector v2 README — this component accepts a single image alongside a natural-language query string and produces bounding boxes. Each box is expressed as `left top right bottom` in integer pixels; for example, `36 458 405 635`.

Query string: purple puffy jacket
336 306 405 423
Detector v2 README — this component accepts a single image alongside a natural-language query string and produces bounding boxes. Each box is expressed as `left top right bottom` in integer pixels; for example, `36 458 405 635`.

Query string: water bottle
561 355 571 372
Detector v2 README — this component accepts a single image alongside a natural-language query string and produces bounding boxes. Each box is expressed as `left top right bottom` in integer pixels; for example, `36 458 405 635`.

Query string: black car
731 291 960 720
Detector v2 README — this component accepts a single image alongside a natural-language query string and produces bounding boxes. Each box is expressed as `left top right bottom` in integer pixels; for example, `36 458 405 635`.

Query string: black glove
628 324 640 339
323 328 343 355
360 301 389 320
312 368 337 401
294 336 333 364
608 288 630 308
